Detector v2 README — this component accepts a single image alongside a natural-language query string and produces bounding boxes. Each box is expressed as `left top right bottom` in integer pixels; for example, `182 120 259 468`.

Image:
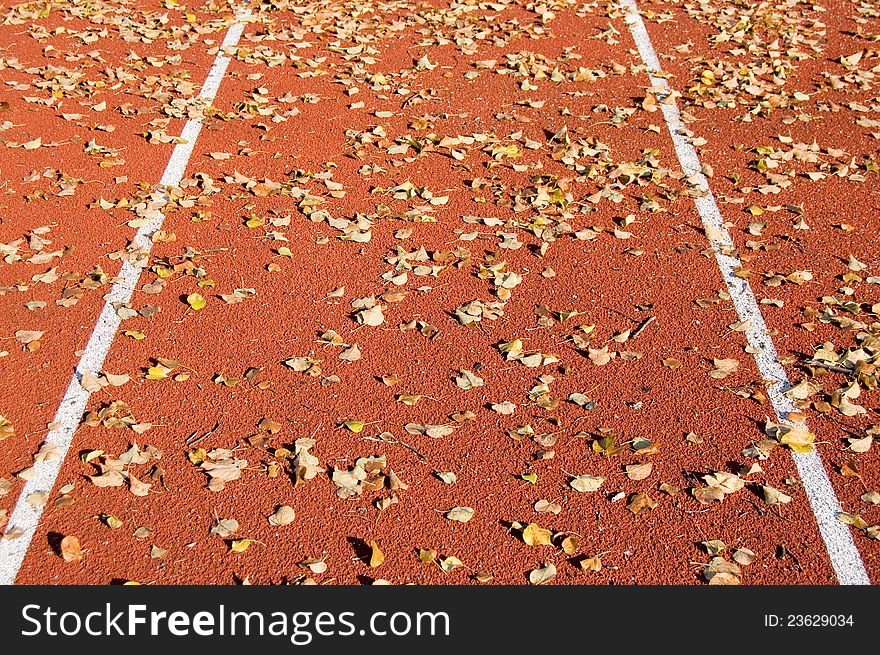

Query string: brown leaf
627 492 658 515
693 486 725 504
369 540 384 567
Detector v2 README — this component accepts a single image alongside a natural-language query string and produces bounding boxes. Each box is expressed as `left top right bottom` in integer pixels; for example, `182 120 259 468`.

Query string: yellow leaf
186 293 206 311
230 538 251 553
560 535 579 556
343 419 365 433
103 515 123 529
522 522 553 547
187 447 206 465
146 365 171 381
779 426 815 453
0 415 14 440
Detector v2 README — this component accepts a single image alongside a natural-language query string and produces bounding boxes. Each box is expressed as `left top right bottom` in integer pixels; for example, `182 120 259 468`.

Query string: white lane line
621 0 870 585
0 11 250 586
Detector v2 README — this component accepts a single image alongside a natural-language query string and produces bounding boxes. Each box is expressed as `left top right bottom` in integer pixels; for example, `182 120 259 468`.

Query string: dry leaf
522 523 553 547
446 506 475 523
268 505 296 526
60 535 83 562
369 540 385 567
528 562 557 585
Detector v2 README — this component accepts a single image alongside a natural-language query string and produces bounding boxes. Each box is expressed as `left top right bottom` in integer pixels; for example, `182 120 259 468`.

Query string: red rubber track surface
0 0 877 585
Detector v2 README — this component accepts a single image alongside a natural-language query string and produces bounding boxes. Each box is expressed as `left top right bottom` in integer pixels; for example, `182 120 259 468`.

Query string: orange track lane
1 0 877 585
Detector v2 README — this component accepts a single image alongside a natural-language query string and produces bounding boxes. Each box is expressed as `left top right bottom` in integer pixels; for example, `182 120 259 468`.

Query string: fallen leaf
268 505 296 526
627 492 658 515
454 369 484 390
522 523 553 546
356 305 385 327
0 416 14 440
369 540 384 567
15 330 44 344
732 547 756 566
763 485 792 505
528 562 557 585
534 499 561 514
708 358 739 379
446 506 475 523
186 293 206 311
703 557 741 585
625 463 653 481
570 474 605 492
60 535 83 562
210 518 239 538
579 554 602 572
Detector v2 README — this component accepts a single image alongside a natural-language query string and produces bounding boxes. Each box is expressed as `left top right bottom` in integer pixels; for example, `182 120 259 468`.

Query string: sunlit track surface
0 0 877 585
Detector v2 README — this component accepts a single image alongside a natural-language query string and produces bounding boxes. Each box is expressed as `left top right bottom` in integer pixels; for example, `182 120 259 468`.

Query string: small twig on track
629 315 656 340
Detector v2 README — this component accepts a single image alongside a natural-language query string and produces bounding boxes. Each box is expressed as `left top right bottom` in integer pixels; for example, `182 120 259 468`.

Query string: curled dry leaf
356 305 385 327
732 547 756 566
491 401 516 415
405 423 454 438
861 491 880 505
454 369 484 390
693 486 725 505
127 473 151 497
708 358 739 379
210 518 239 538
440 555 464 573
15 330 44 345
339 344 361 361
579 554 602 572
435 471 457 484
534 499 561 514
300 557 328 575
701 540 726 556
528 562 557 585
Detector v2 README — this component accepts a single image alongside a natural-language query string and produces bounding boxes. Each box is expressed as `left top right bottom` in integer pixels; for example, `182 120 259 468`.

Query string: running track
0 0 878 585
